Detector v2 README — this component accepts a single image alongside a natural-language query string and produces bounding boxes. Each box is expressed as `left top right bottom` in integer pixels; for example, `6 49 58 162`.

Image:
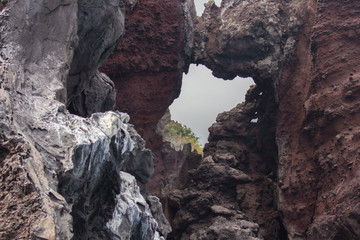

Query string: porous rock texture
165 86 279 240
101 0 194 132
276 0 360 239
164 1 301 239
100 0 196 197
0 0 168 239
192 0 299 82
171 0 360 239
2 0 360 240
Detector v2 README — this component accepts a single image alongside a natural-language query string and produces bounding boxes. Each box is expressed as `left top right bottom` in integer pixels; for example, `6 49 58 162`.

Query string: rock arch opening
163 64 283 240
169 64 254 146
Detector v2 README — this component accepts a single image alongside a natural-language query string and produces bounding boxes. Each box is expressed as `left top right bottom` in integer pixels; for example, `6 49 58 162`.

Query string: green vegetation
163 121 203 154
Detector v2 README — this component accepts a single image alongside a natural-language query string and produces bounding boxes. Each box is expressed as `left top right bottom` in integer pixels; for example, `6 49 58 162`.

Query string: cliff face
100 0 185 133
100 0 360 239
176 0 360 239
1 0 360 240
166 86 278 239
0 1 168 239
277 0 360 238
100 0 196 197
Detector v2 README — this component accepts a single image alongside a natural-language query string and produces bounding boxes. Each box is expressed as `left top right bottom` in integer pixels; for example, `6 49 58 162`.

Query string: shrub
163 122 203 154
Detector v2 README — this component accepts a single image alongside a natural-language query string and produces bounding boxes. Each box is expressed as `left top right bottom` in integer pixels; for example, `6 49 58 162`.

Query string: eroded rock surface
100 0 196 199
2 0 360 240
276 0 360 239
66 0 126 116
182 0 360 239
166 86 280 240
0 1 168 239
106 171 159 240
192 0 301 82
125 0 359 239
100 0 190 135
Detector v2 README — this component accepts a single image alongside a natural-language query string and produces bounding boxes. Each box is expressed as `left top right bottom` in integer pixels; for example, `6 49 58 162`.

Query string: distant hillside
163 121 203 154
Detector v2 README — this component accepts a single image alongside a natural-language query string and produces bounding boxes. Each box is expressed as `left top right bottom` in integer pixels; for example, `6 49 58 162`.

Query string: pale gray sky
194 0 222 15
169 1 253 146
169 65 254 145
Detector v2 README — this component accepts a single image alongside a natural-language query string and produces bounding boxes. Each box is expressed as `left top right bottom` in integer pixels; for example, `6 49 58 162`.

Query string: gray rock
190 0 300 82
189 215 263 240
67 0 125 116
106 171 160 240
121 126 155 186
0 0 163 239
181 0 196 67
67 71 116 117
189 162 252 186
147 195 172 238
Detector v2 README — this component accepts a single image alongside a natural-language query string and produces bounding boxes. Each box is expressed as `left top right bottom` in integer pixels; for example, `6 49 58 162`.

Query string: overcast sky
194 0 221 15
169 1 254 145
169 65 254 145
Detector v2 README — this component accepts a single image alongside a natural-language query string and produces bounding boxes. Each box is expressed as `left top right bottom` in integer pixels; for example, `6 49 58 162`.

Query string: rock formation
0 0 168 239
276 1 360 239
2 0 360 239
104 0 360 239
100 0 196 197
165 85 280 239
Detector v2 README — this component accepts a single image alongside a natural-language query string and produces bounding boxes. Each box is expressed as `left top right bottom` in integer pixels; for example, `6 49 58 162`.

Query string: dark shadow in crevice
0 146 9 165
277 216 289 240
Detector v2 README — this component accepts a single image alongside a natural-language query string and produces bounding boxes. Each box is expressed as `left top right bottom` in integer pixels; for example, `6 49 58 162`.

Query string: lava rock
0 0 165 239
106 171 160 240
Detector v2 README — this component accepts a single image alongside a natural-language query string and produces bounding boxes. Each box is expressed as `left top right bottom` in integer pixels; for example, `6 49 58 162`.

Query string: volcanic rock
165 86 280 239
153 0 360 239
66 0 125 116
100 0 196 198
100 0 191 135
0 1 168 239
192 0 301 82
2 0 360 240
106 171 159 240
148 195 172 238
177 0 360 239
276 0 360 238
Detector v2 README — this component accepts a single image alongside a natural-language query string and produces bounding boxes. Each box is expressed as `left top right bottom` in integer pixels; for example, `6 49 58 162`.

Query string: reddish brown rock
276 0 360 238
100 0 192 197
0 141 43 240
100 0 186 136
165 86 281 240
0 0 359 238
165 0 360 239
104 0 360 239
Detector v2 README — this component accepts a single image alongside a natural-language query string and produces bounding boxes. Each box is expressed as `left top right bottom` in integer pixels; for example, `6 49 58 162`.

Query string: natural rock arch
103 0 360 239
1 0 360 239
